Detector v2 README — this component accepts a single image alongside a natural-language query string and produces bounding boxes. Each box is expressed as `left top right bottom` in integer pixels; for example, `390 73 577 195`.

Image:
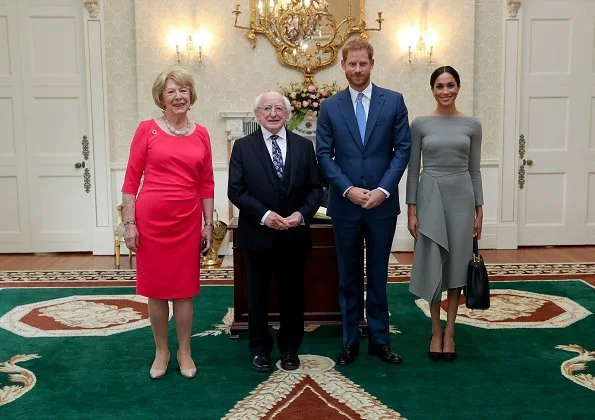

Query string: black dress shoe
337 344 359 366
280 352 300 371
368 344 403 364
252 354 273 372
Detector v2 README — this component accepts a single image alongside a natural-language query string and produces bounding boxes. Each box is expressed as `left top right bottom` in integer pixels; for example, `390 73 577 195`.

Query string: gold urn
201 210 228 266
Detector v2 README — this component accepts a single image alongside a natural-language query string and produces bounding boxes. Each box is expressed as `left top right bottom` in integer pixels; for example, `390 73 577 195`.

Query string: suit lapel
337 89 364 151
248 128 279 187
364 84 385 146
287 131 299 193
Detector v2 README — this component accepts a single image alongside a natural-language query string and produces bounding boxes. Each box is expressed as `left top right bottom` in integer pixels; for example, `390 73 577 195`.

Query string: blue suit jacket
316 85 411 220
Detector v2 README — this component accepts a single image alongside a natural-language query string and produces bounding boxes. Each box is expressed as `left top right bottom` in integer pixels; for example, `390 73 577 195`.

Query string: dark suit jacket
316 85 411 220
228 128 323 251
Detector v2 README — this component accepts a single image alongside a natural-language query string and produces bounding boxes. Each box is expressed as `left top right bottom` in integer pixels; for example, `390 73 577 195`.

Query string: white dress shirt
348 84 372 119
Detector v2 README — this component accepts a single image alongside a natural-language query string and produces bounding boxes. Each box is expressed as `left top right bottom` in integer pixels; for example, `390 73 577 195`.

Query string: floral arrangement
279 81 342 132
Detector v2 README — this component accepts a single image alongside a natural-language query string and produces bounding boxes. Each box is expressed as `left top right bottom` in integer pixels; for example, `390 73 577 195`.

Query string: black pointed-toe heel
428 335 443 361
442 335 456 361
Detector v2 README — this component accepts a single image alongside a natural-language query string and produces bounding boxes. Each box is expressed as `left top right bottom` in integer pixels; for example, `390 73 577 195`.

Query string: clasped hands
264 211 302 231
347 187 386 209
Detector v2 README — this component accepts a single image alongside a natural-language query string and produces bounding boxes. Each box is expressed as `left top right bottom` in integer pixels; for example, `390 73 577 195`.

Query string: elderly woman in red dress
121 66 215 380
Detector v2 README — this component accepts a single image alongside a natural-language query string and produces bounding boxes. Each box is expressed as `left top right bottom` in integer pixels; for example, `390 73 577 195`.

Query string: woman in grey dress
406 66 483 361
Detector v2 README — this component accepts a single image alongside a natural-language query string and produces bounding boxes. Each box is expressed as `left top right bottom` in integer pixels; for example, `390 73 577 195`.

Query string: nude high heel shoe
149 351 170 380
177 352 197 379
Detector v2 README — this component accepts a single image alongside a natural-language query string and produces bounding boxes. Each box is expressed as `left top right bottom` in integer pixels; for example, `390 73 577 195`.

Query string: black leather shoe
252 354 273 372
280 352 300 371
368 344 403 364
337 344 359 366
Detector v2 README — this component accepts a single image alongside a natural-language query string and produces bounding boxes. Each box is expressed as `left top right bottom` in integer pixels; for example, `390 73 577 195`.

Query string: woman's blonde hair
151 66 197 109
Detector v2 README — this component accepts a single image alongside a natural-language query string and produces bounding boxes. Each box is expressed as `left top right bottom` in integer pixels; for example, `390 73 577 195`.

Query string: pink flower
302 100 309 107
308 84 316 92
312 102 319 108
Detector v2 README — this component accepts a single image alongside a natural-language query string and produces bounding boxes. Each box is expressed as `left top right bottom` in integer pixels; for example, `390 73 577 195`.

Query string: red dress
122 120 214 299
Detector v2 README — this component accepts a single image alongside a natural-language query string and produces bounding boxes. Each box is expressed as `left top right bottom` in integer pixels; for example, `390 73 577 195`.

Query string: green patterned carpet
0 279 594 419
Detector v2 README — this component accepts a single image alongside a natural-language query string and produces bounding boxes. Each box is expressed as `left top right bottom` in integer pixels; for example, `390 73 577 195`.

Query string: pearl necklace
164 115 192 136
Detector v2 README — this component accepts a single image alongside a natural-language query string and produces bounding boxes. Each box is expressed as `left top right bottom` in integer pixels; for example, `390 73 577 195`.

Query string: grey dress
406 116 483 303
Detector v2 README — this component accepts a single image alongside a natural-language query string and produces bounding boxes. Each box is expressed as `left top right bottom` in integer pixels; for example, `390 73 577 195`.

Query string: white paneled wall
111 160 499 254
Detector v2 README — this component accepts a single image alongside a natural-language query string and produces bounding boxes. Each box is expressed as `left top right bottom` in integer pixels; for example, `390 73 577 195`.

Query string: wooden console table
228 218 364 338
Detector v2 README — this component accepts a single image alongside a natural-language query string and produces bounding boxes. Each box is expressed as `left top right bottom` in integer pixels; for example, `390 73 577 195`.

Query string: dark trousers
244 247 305 355
332 216 397 347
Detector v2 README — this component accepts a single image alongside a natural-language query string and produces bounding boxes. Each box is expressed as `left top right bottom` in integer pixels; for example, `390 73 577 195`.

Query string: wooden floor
0 246 593 270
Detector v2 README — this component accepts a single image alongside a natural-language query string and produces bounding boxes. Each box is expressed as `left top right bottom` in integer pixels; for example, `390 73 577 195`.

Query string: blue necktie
356 92 366 144
270 135 284 180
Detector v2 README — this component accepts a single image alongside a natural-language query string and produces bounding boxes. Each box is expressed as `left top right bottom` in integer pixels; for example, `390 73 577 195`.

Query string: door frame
498 0 527 249
82 0 114 254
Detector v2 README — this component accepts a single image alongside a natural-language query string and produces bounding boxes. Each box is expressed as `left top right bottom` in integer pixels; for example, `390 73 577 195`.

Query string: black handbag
464 237 490 309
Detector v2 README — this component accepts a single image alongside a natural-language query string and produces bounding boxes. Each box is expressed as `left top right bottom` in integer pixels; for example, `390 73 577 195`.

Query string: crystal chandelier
233 0 383 83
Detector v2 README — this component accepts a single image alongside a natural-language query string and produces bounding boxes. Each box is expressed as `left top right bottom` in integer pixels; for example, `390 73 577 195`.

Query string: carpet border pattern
1 262 594 284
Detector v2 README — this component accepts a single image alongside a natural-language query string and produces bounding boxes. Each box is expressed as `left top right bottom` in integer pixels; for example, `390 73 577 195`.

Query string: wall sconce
167 29 212 67
399 27 437 70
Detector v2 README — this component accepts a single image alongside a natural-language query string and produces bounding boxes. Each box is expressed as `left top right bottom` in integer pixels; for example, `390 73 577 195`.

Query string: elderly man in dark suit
228 91 323 372
316 38 411 365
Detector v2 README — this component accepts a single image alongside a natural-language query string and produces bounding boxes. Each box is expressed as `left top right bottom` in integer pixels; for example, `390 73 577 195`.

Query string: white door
518 0 595 245
0 0 92 252
0 1 30 251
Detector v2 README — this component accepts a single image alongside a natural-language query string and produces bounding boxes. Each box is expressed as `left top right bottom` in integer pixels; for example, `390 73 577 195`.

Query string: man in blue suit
316 38 411 365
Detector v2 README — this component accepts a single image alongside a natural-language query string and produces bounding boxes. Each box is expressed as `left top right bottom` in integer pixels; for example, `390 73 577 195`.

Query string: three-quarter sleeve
196 125 215 198
405 118 422 204
122 121 149 195
469 119 484 206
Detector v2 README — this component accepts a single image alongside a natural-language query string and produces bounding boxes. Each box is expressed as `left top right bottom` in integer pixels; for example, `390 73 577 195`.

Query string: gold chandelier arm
232 5 254 31
363 12 383 32
232 1 382 83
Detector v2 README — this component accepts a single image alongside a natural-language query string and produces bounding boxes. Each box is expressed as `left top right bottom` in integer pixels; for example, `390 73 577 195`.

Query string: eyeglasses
256 105 287 115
